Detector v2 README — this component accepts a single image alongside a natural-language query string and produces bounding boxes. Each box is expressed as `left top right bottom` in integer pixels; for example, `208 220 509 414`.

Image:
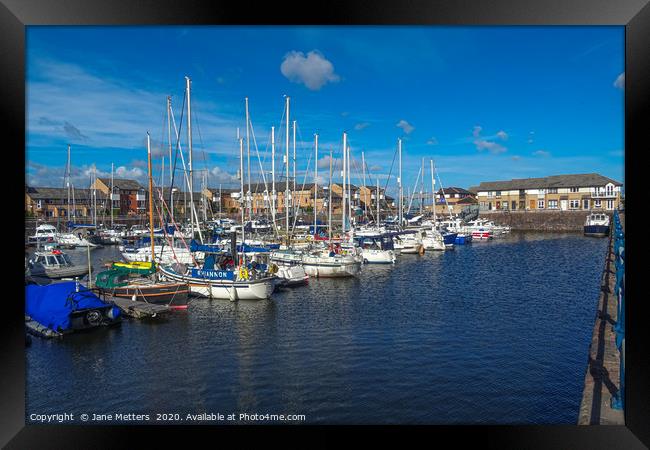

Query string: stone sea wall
479 210 613 231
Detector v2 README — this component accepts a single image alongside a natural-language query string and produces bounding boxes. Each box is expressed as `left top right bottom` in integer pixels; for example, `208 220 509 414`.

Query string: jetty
105 295 171 319
578 212 625 425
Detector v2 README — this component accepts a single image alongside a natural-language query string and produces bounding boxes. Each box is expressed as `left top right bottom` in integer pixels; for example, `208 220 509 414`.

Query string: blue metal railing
611 210 625 411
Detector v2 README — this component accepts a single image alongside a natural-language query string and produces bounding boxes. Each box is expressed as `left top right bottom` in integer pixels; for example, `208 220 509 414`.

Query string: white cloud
27 59 242 156
614 72 624 89
533 150 551 157
354 122 370 131
472 125 507 154
475 140 507 154
426 137 438 145
210 166 238 184
280 50 340 90
115 166 145 179
396 120 415 135
496 130 508 141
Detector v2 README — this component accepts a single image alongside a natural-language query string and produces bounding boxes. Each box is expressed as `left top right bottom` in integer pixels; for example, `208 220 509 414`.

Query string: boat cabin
30 250 74 268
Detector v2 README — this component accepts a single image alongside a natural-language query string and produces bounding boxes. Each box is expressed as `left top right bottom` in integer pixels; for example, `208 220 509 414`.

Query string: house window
496 190 501 197
502 201 508 210
519 201 525 209
538 199 545 209
570 200 579 209
570 187 579 193
547 200 558 209
583 199 590 209
606 184 614 196
512 201 516 210
594 199 602 208
607 199 614 210
547 188 558 194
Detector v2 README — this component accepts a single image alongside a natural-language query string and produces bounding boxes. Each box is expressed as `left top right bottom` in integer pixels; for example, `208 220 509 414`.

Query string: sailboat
95 132 190 309
300 133 362 278
159 91 276 302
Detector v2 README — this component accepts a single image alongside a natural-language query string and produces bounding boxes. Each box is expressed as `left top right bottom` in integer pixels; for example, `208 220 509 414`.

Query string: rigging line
290 143 314 234
406 165 422 214
383 143 398 204
248 115 270 195
169 88 187 206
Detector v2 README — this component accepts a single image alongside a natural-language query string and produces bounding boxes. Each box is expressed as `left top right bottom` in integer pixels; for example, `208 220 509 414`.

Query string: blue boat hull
442 233 457 246
584 225 609 237
454 235 472 245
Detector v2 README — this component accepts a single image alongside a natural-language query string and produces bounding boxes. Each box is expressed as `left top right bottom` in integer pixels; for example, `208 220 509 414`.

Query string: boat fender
269 263 279 274
107 306 121 320
239 267 249 280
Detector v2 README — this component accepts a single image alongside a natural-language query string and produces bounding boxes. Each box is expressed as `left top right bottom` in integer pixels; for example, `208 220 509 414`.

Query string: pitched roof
476 173 622 191
26 186 108 200
98 178 144 190
436 187 474 196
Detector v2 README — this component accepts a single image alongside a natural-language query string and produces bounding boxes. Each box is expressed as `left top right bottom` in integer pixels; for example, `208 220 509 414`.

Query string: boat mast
342 132 347 234
328 146 333 244
377 176 380 227
347 144 352 231
362 150 366 220
146 132 156 268
313 133 318 237
420 157 424 215
430 159 436 224
167 96 174 232
185 76 195 240
285 96 290 244
92 165 97 226
271 126 276 233
239 137 245 249
292 120 297 196
245 97 251 222
398 138 403 228
66 144 71 224
110 163 114 227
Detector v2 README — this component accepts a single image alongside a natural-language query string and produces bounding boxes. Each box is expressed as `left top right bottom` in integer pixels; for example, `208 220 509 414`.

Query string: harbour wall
479 210 614 231
577 213 624 425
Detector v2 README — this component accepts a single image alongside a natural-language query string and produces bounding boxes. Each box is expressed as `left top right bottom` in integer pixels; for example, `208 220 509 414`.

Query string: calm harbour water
26 232 608 424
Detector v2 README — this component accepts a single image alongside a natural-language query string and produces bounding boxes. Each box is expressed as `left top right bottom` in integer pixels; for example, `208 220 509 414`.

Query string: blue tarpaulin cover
25 282 112 331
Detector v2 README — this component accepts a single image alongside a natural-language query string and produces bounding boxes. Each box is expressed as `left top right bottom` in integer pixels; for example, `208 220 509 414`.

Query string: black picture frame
2 0 648 447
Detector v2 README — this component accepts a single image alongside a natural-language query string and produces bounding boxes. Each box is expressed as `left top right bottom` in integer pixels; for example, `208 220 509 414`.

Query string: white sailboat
300 134 362 278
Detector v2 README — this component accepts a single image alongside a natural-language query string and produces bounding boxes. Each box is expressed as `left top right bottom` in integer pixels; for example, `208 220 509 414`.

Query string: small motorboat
584 213 610 237
25 280 121 337
27 224 59 246
27 249 89 279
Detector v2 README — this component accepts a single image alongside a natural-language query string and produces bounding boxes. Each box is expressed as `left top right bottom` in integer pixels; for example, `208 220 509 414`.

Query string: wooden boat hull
100 283 190 308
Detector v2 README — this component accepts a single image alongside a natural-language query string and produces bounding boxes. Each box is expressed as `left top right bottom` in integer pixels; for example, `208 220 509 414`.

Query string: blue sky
26 26 624 196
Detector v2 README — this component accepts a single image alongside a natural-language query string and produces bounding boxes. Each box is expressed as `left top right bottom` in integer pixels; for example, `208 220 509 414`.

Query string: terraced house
475 173 622 212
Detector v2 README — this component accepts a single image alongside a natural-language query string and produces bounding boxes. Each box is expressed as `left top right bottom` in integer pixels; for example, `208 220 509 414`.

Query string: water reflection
26 232 608 424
